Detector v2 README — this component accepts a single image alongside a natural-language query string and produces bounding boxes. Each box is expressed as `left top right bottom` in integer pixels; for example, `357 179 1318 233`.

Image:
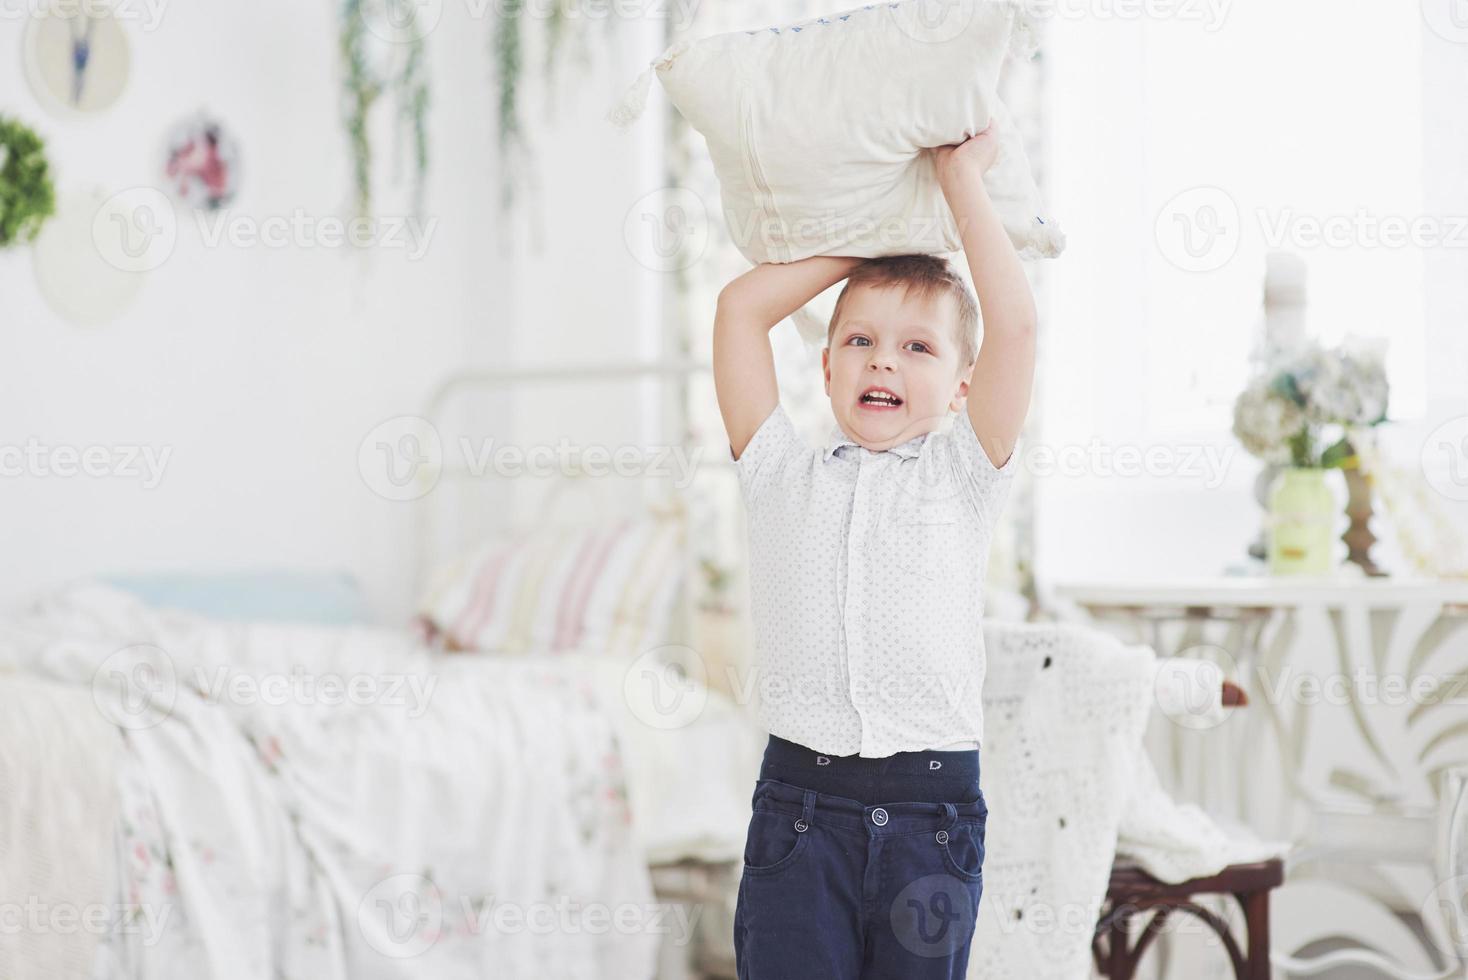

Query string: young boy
714 127 1036 979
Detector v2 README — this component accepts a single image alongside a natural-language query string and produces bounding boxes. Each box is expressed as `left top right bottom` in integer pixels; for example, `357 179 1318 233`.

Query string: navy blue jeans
733 734 988 980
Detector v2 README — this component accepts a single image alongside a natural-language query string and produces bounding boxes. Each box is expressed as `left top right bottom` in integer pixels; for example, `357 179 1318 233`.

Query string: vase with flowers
1232 337 1390 576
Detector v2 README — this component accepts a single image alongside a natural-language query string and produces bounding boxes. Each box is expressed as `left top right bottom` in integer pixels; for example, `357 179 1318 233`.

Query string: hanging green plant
492 0 611 211
493 0 524 212
0 115 57 249
340 0 431 223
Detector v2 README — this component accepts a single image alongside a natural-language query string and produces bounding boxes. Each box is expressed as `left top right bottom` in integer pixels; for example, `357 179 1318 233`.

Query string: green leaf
1319 436 1354 470
1269 371 1307 408
340 0 430 224
1287 427 1314 468
0 115 57 248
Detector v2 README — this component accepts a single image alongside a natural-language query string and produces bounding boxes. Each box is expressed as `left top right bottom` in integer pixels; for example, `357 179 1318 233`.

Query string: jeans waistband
758 734 982 807
752 777 987 837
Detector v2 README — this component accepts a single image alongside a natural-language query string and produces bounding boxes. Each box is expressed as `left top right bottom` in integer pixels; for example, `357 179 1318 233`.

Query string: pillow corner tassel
604 39 692 131
606 68 656 130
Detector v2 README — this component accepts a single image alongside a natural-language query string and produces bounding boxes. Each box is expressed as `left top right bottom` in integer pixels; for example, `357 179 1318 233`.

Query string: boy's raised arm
934 128 1038 470
714 256 864 460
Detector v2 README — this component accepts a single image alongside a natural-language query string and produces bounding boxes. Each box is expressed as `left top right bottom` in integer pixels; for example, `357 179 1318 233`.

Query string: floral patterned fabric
0 585 659 980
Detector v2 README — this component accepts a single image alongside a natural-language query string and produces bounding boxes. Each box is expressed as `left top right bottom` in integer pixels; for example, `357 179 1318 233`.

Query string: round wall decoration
23 0 133 117
163 112 241 210
32 188 158 326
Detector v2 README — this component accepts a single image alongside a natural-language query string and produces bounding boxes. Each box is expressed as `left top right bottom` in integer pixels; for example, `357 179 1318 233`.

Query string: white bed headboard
412 359 734 649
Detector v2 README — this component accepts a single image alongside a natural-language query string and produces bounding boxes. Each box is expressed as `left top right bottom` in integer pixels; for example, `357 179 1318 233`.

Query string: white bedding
0 585 675 979
0 676 125 980
589 652 765 867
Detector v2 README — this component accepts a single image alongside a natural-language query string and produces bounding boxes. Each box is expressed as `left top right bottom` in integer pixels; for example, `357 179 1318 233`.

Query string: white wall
0 1 666 621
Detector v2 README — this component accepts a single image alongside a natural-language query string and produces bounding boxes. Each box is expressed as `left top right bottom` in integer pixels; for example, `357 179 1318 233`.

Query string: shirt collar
823 422 930 462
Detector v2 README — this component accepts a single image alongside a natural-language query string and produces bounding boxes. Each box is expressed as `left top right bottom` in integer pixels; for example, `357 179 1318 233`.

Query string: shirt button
871 807 889 826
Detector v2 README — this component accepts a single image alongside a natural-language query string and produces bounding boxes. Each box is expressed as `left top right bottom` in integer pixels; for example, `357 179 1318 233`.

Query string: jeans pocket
939 819 985 882
742 805 812 877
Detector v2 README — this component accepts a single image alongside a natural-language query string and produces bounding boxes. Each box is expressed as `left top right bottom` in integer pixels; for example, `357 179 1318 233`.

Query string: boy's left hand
932 122 1001 198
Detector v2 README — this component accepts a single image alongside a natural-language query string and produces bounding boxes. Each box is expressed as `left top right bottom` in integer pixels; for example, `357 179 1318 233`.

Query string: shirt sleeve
730 403 798 509
948 408 1021 528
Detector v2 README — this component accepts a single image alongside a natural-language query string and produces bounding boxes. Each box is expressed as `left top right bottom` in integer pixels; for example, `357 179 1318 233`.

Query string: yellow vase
1268 467 1336 575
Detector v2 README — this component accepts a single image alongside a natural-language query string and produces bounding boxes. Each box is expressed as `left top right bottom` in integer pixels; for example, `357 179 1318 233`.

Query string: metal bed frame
410 359 730 652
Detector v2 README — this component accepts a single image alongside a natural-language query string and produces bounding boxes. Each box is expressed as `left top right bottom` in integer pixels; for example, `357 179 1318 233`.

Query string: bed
0 362 765 980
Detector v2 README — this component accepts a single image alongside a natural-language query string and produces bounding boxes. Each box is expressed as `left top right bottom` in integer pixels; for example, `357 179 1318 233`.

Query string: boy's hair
826 254 980 369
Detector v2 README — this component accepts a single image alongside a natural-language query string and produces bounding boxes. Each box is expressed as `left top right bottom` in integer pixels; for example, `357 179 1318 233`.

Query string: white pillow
416 513 685 657
608 0 1063 276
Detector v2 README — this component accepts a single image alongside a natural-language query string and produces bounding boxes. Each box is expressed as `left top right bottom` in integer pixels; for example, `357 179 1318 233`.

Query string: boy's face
822 283 972 452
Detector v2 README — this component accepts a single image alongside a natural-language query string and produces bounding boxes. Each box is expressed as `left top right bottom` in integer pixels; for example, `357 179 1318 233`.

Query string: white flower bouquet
1232 337 1390 468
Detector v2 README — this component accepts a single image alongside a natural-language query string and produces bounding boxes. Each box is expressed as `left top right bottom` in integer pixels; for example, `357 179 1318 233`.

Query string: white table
1054 575 1468 980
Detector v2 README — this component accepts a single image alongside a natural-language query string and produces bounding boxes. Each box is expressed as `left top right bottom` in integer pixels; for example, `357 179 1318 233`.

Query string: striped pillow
416 514 686 657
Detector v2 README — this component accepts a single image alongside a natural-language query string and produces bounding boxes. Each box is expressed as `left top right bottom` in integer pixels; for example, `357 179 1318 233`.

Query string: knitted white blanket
970 620 1290 980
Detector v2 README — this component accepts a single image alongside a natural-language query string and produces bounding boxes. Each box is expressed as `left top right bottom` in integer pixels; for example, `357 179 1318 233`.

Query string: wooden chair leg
1237 889 1271 980
1107 914 1134 980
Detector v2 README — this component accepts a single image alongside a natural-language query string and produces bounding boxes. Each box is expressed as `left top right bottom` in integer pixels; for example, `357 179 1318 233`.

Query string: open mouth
858 387 903 410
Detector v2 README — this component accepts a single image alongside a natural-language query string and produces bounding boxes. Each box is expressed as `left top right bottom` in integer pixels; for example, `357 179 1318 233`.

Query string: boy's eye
906 341 930 354
848 336 871 347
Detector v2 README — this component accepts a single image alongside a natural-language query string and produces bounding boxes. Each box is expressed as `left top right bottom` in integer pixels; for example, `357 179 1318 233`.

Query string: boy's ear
949 364 973 413
822 347 831 396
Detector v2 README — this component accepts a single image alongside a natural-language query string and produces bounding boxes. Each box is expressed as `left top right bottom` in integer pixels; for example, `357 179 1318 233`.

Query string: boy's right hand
932 122 1002 201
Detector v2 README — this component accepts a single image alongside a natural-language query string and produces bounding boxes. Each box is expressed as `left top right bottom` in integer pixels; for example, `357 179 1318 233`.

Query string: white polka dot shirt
731 403 1020 758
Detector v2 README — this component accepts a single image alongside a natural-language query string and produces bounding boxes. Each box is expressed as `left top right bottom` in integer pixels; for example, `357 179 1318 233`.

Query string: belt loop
942 802 957 829
802 788 817 827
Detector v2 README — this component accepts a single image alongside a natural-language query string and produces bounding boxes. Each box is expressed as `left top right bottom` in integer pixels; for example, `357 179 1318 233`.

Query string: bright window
1043 0 1426 441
